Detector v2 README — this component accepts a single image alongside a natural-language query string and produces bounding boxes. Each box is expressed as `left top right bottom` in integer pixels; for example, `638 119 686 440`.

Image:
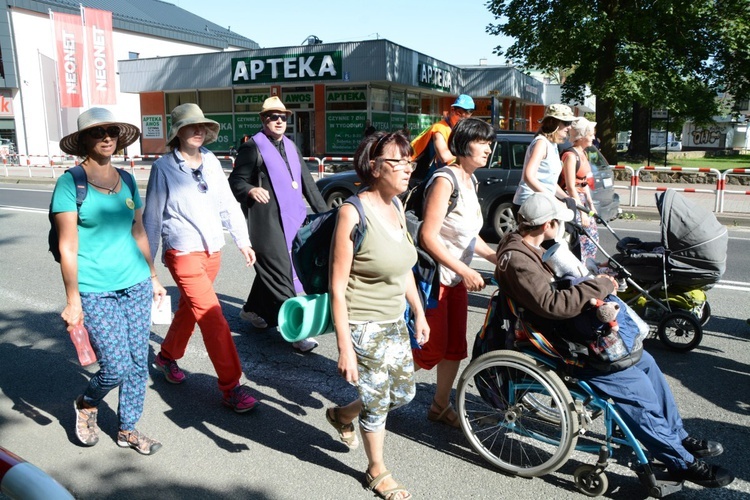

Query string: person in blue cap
410 94 475 178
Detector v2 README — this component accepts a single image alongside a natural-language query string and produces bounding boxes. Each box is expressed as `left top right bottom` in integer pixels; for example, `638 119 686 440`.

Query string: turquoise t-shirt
51 169 150 293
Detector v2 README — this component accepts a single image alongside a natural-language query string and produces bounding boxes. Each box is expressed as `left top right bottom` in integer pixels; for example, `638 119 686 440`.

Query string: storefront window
233 89 270 113
165 91 197 112
198 90 232 113
369 87 389 112
407 92 420 115
326 85 367 111
390 89 405 113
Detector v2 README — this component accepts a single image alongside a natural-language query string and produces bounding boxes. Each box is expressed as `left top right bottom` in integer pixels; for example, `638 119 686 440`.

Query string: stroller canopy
656 189 728 287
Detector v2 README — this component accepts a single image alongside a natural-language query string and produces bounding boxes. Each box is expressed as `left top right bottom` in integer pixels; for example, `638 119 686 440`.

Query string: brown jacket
495 232 615 343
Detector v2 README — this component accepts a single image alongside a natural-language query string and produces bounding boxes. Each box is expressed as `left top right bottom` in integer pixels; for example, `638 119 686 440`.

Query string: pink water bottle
69 324 97 367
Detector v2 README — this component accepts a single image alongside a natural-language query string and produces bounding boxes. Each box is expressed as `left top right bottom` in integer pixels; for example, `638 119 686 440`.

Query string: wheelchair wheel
456 350 578 477
657 310 702 351
573 465 609 497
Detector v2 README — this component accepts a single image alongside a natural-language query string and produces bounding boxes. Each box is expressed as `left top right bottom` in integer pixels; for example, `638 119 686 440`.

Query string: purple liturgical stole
253 131 307 293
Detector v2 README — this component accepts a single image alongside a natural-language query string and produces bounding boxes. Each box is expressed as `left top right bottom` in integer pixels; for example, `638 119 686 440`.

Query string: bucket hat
167 103 220 145
259 96 292 116
59 107 140 156
543 104 579 122
519 193 574 226
451 94 475 111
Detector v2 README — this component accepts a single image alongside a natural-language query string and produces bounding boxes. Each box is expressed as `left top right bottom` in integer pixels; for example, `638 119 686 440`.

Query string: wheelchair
456 292 685 497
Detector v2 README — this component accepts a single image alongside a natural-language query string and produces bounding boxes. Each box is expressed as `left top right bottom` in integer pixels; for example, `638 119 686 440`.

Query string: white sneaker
239 310 268 329
292 338 319 353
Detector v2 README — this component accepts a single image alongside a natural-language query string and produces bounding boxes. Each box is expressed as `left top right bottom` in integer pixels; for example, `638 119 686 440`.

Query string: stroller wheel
699 302 711 327
657 311 702 351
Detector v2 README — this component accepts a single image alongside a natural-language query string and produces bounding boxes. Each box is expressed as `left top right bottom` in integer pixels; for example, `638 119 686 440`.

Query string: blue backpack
48 165 136 262
292 196 367 295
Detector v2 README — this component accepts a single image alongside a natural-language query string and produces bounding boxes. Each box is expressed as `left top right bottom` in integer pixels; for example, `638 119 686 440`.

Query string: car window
485 141 502 169
510 143 527 169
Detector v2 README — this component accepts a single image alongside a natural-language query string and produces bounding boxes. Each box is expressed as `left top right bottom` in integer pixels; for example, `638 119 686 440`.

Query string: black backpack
48 165 136 262
291 196 367 295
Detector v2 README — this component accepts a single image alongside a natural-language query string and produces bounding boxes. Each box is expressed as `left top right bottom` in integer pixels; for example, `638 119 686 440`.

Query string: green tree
486 0 750 160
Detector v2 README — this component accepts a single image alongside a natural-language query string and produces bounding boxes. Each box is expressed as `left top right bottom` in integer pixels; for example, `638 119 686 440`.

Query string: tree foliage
486 0 750 158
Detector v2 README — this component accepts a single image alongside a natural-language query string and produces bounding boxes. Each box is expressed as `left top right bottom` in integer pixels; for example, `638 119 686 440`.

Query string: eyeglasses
266 114 288 122
87 126 121 139
381 158 417 172
192 168 208 193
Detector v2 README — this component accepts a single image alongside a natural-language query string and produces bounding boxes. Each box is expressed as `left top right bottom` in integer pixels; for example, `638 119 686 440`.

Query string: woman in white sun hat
52 107 165 455
513 103 579 213
143 103 259 414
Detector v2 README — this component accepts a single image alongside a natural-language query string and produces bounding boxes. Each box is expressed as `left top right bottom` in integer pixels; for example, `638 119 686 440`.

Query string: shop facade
120 40 547 156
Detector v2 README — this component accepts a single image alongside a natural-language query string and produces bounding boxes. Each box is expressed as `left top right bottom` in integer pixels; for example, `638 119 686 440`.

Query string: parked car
315 132 620 239
650 141 682 152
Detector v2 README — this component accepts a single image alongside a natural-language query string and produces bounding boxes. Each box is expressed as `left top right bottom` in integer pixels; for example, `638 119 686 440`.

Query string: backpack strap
432 166 461 216
66 165 88 208
342 195 367 252
116 168 137 198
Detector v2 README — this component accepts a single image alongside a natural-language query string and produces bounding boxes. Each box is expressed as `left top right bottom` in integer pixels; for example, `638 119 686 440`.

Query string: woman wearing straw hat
512 104 579 212
143 103 259 413
53 107 165 455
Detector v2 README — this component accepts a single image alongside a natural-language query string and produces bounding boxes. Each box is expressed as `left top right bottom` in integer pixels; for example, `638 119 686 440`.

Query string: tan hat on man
519 193 574 226
167 103 220 145
259 96 292 116
59 107 140 156
543 104 579 122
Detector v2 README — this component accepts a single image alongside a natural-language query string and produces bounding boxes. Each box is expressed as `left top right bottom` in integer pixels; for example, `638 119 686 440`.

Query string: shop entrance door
294 111 312 156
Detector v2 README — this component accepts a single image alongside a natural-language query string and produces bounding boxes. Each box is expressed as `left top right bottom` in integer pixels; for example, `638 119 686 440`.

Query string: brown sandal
427 399 461 428
325 407 359 450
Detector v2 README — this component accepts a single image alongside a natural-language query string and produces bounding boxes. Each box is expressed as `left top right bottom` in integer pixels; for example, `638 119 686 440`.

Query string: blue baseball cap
452 94 475 111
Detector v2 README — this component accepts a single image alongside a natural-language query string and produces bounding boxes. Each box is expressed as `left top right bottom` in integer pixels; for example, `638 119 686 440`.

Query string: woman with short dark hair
413 118 497 428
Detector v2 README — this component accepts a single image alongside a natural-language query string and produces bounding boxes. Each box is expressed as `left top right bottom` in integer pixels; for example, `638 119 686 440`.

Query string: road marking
0 205 46 213
714 284 750 291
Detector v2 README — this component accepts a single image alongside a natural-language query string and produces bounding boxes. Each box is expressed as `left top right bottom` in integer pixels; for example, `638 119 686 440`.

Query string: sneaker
682 436 724 458
153 352 185 384
292 338 319 353
671 459 734 488
239 309 268 329
73 396 99 447
117 429 162 456
223 385 259 413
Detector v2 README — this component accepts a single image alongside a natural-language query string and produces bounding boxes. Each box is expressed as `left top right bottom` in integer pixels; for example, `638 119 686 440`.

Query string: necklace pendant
291 180 299 189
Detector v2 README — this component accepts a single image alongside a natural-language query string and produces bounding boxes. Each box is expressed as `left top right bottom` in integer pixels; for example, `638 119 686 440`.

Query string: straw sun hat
166 103 220 145
59 107 140 156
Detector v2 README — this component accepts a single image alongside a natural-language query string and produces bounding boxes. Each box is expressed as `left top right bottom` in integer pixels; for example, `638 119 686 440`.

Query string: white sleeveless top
513 135 561 205
426 169 483 287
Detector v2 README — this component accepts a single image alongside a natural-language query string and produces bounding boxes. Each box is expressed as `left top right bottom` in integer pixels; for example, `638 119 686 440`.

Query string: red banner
53 12 84 108
83 8 116 105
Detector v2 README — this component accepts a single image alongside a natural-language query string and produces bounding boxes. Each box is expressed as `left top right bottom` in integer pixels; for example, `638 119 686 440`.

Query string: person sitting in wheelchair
494 192 733 489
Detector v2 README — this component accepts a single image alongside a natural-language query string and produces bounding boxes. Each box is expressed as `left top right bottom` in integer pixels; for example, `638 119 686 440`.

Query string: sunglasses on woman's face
87 126 121 140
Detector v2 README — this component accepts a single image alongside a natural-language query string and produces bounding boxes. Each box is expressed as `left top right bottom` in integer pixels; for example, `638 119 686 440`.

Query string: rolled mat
277 293 333 342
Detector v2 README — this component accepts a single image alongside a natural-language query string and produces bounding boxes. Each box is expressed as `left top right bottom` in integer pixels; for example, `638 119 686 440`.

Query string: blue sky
172 0 513 66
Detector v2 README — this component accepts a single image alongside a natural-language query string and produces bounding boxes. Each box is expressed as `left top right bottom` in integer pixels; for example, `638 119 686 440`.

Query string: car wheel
492 201 517 239
325 190 351 209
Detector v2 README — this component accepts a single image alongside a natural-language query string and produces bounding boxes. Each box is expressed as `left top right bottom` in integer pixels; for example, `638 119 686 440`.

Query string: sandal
325 407 359 450
427 398 461 428
365 470 411 500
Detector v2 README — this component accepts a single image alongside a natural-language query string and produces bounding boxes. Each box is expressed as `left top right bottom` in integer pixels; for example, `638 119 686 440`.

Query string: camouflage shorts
350 318 415 432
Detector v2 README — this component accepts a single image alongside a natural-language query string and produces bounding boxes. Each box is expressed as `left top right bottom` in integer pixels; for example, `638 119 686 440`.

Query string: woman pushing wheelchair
493 192 733 489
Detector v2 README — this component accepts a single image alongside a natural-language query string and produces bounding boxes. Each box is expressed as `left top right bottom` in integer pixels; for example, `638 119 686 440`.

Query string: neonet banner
53 12 84 108
83 8 116 105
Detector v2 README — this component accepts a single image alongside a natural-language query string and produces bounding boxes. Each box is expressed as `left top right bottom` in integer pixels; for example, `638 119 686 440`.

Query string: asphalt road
1 188 749 499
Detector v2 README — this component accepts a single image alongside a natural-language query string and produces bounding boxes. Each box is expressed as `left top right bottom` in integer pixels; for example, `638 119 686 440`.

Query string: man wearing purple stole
229 97 327 352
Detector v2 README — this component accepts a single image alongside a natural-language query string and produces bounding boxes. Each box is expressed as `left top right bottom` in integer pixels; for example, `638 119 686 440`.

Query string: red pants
413 282 468 370
161 250 242 394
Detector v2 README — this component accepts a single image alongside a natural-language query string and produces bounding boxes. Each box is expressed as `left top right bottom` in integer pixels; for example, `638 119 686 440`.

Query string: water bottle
69 324 97 367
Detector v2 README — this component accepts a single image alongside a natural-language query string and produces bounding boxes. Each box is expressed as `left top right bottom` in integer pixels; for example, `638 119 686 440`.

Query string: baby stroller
588 189 728 351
